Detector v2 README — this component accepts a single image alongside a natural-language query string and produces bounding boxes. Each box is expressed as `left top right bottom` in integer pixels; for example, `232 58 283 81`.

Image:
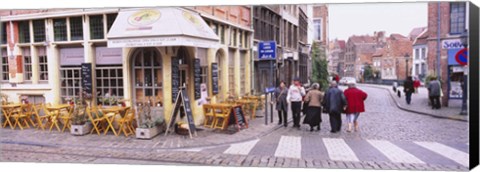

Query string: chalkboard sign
231 106 248 131
171 58 180 103
211 63 219 95
81 63 93 99
181 89 196 135
194 59 201 100
164 88 197 138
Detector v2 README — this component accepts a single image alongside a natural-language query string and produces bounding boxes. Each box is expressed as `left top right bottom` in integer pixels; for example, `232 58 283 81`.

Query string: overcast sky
328 2 428 41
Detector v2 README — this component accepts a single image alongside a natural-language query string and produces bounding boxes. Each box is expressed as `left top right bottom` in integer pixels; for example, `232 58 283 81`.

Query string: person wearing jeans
286 78 306 128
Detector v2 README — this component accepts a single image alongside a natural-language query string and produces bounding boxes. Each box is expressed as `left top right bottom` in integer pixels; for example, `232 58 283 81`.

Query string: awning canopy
107 8 219 48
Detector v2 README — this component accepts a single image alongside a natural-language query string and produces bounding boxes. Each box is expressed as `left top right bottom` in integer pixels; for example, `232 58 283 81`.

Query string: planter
70 122 92 136
135 125 163 139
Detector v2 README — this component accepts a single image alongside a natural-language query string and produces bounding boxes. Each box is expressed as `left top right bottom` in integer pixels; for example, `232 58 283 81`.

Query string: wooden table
1 103 24 129
46 104 72 132
100 106 131 136
235 99 257 119
202 103 237 130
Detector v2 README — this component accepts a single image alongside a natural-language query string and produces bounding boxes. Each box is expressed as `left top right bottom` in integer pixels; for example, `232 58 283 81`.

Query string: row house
379 34 413 82
0 6 253 127
344 33 381 81
328 39 345 77
411 27 428 82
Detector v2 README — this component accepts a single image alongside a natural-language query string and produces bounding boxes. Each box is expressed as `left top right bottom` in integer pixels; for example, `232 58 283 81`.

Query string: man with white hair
343 80 368 132
323 81 347 133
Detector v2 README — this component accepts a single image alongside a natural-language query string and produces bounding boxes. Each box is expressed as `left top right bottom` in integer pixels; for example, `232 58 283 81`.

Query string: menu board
181 89 196 135
81 63 93 99
171 58 180 103
194 59 201 100
165 88 196 138
231 106 248 131
211 63 219 95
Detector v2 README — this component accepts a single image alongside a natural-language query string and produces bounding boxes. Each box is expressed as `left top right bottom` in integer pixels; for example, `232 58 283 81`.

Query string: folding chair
1 107 14 129
59 106 74 132
212 105 231 130
22 104 37 127
202 104 216 128
32 103 51 130
117 108 135 137
11 105 31 130
87 107 105 135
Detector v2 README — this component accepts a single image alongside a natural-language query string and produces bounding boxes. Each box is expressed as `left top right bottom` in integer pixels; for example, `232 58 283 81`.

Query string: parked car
339 77 356 85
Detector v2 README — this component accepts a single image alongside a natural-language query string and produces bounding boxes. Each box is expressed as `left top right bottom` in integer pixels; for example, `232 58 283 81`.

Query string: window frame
96 65 124 106
23 49 32 81
33 19 46 43
39 48 48 81
53 18 68 42
1 48 8 82
449 2 466 35
18 21 31 43
69 16 84 41
60 67 82 102
313 19 322 41
2 22 7 44
89 15 105 40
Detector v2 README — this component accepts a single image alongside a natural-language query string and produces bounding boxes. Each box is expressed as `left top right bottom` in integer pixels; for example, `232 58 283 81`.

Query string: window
69 17 83 41
23 48 32 81
240 52 246 96
415 64 419 76
215 52 223 100
313 19 322 40
53 18 67 41
220 25 225 44
228 50 235 95
2 22 7 44
96 66 124 106
107 13 117 32
39 48 48 81
18 21 30 43
89 15 104 39
22 95 45 104
239 31 243 48
450 2 466 34
1 48 8 81
415 49 420 59
421 63 426 75
60 67 82 102
132 49 162 107
33 20 46 42
421 48 426 59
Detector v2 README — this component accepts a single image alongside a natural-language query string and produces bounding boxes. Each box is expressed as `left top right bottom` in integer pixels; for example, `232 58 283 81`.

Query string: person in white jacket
286 78 306 128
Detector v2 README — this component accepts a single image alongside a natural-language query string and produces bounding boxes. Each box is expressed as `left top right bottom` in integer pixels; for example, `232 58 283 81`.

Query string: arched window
132 48 163 107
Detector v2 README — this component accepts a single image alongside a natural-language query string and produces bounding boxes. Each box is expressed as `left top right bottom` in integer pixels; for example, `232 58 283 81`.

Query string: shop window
39 49 48 81
23 49 32 81
107 13 117 32
1 48 8 81
60 67 82 102
33 20 46 43
1 23 6 44
89 15 104 40
450 2 466 35
18 21 30 43
53 18 67 41
133 49 163 107
69 17 83 41
228 50 235 96
96 66 124 106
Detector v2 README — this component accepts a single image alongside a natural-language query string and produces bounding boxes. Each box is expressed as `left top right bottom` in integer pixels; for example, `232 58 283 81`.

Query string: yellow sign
128 9 161 26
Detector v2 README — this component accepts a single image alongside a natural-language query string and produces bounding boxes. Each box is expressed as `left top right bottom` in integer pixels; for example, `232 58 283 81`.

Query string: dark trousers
329 112 342 132
278 109 287 125
405 92 412 104
429 96 441 109
291 102 302 127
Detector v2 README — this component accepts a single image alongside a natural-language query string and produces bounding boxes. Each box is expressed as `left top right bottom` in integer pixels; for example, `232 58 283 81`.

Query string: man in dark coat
274 81 289 127
403 76 415 105
428 77 442 109
323 81 347 133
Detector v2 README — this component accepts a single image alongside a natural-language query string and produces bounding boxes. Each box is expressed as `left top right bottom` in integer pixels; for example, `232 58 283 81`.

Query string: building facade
379 34 413 82
0 6 253 126
411 29 429 82
328 39 345 76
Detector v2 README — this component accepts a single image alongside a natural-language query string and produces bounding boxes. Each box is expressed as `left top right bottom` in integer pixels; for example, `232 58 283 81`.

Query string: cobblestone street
0 86 469 171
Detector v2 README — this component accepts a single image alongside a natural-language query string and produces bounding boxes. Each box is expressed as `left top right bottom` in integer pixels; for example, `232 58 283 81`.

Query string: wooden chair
212 105 231 130
1 107 14 129
31 103 51 130
117 108 135 137
59 105 74 132
10 105 31 130
86 107 106 135
22 103 37 127
202 104 216 128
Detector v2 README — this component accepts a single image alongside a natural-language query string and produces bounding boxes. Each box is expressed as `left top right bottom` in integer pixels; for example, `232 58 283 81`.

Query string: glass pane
145 69 152 86
53 18 67 41
104 79 109 87
103 69 109 76
119 89 124 96
70 17 84 41
74 70 80 78
135 69 144 86
96 79 102 87
118 80 123 87
118 69 123 77
110 69 116 77
145 88 153 96
96 69 101 77
89 15 104 39
111 79 116 87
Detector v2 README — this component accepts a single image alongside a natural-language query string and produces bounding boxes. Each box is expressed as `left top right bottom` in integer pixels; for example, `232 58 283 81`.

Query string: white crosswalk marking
414 141 469 167
367 140 424 164
224 139 259 155
274 136 302 159
323 138 359 162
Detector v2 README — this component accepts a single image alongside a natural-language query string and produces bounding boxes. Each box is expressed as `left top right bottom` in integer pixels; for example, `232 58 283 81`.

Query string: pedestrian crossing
196 136 469 167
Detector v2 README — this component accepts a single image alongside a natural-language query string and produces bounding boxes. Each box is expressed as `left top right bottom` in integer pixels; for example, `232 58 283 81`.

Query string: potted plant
70 103 92 136
135 104 165 139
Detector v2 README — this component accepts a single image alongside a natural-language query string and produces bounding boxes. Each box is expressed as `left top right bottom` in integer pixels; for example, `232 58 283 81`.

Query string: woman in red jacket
343 81 368 132
413 76 421 94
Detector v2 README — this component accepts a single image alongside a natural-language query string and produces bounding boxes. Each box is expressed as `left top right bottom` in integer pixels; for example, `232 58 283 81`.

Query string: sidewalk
0 103 289 150
359 84 468 122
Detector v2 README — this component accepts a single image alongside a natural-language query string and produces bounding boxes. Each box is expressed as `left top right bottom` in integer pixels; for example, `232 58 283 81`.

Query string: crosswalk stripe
322 138 359 162
274 136 302 159
414 141 469 167
223 139 260 155
367 140 424 164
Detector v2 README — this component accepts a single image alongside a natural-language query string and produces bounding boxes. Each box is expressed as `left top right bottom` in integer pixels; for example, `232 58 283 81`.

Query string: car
339 77 356 85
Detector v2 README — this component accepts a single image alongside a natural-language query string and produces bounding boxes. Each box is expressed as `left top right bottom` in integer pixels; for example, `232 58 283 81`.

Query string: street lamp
404 53 410 80
460 36 468 115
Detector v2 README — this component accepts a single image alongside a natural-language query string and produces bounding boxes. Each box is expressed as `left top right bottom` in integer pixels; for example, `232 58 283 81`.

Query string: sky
328 2 428 41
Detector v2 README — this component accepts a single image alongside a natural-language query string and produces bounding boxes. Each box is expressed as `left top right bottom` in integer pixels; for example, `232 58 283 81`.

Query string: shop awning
107 8 219 48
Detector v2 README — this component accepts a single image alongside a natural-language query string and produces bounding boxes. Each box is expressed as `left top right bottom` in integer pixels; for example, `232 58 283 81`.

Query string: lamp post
404 53 410 80
460 37 468 115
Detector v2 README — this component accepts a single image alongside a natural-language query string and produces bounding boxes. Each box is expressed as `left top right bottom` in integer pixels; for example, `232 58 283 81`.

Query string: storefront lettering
442 40 465 49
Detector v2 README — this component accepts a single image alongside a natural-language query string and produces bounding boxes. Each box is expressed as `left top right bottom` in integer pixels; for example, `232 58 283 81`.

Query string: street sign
258 41 276 60
265 87 276 93
455 48 468 66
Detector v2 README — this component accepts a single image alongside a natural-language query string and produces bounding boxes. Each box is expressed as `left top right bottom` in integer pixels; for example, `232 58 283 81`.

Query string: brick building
425 2 469 106
380 34 413 82
344 33 383 81
328 39 345 76
411 27 429 82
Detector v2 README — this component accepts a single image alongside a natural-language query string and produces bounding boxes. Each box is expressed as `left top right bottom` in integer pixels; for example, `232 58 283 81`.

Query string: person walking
286 78 306 128
428 77 442 109
322 81 347 133
413 76 421 94
403 76 415 105
343 81 367 132
274 81 289 127
302 83 324 132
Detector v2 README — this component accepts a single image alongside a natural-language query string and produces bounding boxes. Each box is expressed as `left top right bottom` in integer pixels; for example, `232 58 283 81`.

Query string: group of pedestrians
402 76 442 109
274 78 368 133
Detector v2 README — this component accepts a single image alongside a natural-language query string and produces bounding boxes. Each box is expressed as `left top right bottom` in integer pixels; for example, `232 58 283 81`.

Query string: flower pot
70 122 92 136
135 125 162 139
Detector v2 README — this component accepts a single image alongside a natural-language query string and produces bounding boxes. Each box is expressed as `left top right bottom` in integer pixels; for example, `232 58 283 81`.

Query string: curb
359 84 468 122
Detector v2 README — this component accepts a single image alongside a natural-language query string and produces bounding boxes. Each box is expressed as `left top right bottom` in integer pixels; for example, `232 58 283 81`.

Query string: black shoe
316 126 321 131
330 130 336 133
284 124 288 128
310 128 314 132
278 122 282 125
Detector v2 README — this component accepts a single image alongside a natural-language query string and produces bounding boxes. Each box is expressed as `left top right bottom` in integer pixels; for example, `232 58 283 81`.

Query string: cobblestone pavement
0 86 470 171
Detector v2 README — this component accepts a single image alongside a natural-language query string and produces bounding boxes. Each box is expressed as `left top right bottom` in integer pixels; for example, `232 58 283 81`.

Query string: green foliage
363 64 374 81
71 105 87 125
311 42 329 90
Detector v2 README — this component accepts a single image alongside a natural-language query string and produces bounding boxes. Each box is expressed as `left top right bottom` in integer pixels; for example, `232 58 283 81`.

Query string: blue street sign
265 87 276 93
258 41 276 60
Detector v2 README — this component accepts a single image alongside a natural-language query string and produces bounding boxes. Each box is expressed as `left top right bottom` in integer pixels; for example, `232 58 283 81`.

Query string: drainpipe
436 2 441 79
250 6 255 95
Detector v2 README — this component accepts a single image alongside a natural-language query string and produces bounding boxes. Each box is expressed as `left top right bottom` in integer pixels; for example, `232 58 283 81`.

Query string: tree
363 64 374 81
311 41 329 90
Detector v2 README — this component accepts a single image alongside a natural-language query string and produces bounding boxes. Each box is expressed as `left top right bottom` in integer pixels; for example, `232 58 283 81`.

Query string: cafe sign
442 39 465 49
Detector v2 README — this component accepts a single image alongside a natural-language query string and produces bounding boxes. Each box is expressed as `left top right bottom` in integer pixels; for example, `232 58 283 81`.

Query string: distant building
328 39 345 76
411 28 429 82
345 32 384 81
380 34 413 81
